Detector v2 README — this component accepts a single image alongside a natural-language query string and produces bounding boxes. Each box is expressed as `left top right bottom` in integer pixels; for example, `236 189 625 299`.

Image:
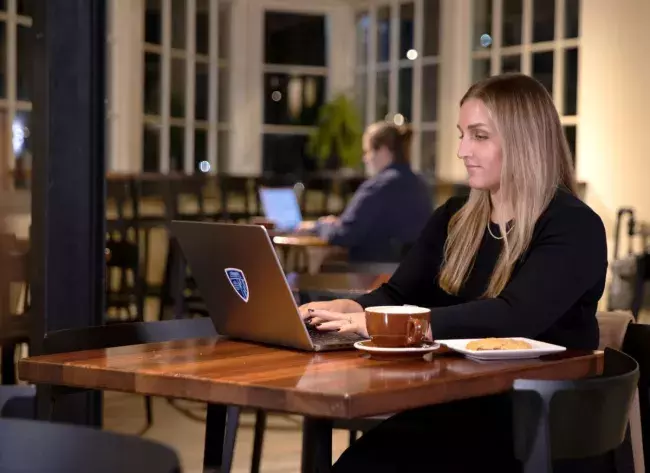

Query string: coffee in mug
365 305 431 348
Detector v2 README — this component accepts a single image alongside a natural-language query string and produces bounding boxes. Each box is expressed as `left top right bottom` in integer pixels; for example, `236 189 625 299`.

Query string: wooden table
272 234 334 274
19 338 603 472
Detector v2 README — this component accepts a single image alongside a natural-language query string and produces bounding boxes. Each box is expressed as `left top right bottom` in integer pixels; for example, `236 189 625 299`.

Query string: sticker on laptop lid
224 267 249 303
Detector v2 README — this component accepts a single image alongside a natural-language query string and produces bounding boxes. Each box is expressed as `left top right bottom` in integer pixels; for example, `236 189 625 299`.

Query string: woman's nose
457 137 472 159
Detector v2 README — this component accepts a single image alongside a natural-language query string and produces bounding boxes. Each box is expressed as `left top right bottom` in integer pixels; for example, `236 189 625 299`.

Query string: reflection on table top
19 337 603 419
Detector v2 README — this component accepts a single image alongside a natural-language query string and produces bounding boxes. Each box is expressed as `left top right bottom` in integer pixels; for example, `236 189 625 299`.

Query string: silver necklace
487 222 514 240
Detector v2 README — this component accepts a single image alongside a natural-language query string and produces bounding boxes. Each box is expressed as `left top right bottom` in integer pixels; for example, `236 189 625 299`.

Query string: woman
299 74 609 472
304 122 432 263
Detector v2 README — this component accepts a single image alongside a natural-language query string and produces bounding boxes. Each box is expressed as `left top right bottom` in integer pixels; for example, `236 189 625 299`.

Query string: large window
355 0 441 178
0 0 33 187
143 0 230 173
471 0 580 161
262 11 327 175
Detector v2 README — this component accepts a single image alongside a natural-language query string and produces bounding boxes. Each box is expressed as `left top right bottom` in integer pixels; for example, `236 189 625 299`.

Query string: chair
0 385 35 419
300 174 334 218
0 417 181 473
512 348 639 473
43 318 260 473
622 322 650 468
43 319 216 431
0 236 30 384
105 237 144 323
597 311 645 473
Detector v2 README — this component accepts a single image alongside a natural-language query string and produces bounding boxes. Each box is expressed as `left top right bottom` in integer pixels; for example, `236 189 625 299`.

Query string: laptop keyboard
305 322 365 345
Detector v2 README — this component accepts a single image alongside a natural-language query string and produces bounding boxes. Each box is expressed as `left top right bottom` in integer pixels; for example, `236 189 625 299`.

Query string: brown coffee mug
365 305 431 348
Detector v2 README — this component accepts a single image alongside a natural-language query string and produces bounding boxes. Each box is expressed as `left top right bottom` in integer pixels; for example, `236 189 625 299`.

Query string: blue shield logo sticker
224 268 249 303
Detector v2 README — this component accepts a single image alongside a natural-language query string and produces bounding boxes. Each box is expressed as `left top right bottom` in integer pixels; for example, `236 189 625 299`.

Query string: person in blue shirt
304 122 433 263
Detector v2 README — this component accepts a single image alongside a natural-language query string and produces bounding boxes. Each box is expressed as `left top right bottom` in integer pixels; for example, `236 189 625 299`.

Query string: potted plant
306 94 364 172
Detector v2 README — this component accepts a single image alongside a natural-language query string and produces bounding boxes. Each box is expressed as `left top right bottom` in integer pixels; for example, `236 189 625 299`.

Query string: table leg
203 403 227 473
301 417 333 473
1 344 16 384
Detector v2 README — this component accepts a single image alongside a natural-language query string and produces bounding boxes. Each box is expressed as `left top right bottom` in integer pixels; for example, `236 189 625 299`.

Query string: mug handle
406 317 425 346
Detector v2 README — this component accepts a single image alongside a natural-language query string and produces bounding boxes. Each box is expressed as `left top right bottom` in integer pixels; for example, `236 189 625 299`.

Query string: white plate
436 338 566 361
353 340 440 354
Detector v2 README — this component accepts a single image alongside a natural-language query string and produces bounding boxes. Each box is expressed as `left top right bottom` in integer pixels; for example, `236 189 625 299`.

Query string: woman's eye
475 134 488 141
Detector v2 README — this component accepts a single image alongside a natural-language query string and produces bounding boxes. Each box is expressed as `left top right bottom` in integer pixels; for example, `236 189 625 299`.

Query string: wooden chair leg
251 410 267 473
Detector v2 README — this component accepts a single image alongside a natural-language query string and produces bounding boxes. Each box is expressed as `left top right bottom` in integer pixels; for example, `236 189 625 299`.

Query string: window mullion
388 1 399 117
554 0 566 113
367 6 377 123
521 0 532 74
208 0 218 173
7 0 17 171
184 0 196 174
160 0 172 173
491 0 502 75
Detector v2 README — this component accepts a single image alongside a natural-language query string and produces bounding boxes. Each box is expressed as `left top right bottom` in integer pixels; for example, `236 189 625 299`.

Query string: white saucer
354 340 441 359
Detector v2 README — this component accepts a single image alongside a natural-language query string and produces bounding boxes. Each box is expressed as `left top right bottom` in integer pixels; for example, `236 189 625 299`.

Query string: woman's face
457 98 503 192
362 133 392 176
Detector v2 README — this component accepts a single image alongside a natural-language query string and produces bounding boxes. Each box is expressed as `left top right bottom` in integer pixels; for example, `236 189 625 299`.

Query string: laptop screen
259 187 302 231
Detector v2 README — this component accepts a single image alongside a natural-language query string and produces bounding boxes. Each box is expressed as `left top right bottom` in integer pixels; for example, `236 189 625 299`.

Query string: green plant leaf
306 93 364 169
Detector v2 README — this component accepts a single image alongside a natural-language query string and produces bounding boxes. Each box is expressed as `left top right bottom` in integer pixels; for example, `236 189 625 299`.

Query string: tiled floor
103 391 351 473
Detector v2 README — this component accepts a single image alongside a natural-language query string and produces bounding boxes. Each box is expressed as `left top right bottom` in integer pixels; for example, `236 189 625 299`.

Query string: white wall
578 0 650 247
107 0 144 173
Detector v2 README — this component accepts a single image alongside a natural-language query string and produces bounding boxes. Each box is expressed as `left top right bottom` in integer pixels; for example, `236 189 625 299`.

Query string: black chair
105 237 145 323
0 237 30 385
0 417 181 473
43 318 262 473
0 385 35 419
622 322 650 464
43 319 216 431
512 348 639 473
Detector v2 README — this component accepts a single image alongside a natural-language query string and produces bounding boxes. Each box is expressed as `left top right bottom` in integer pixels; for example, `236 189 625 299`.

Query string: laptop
170 221 365 351
258 187 303 232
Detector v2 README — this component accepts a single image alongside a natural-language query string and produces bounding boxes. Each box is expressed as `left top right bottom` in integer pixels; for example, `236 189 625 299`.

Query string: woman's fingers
315 320 346 331
337 323 356 333
308 309 347 322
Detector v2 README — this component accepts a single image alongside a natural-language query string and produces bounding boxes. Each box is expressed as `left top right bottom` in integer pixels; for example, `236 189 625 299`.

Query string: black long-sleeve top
355 188 608 350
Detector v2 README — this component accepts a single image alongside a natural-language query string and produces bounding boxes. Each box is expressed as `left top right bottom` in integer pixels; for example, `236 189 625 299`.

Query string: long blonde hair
439 73 577 298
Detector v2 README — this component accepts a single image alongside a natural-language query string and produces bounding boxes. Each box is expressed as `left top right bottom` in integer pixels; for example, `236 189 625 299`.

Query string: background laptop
258 187 303 232
170 221 363 351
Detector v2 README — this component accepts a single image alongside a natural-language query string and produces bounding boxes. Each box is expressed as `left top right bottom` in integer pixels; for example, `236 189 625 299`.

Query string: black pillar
29 0 106 425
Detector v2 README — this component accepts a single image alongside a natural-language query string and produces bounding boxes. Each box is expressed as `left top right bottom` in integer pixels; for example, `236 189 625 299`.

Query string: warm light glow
406 49 418 60
393 114 405 126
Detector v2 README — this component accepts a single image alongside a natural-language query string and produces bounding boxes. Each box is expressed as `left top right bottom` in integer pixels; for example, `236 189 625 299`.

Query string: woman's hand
318 215 340 226
298 299 363 319
306 310 368 338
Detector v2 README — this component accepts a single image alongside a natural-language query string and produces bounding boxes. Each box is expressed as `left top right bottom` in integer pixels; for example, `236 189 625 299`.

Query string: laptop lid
258 187 302 232
170 221 315 351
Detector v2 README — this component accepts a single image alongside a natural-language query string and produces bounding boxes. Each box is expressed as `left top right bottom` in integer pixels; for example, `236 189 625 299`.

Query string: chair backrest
0 238 29 342
596 310 634 350
0 385 36 419
623 323 650 463
512 348 639 467
43 317 216 355
0 418 181 473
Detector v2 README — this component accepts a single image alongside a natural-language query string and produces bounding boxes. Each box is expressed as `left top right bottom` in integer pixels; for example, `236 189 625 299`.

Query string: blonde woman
299 74 609 472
